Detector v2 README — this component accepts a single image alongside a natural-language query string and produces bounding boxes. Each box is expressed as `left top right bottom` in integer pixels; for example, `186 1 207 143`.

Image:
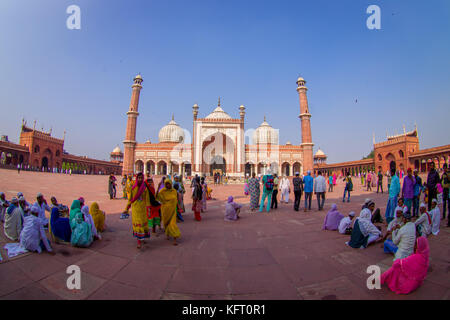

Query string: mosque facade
119 75 314 178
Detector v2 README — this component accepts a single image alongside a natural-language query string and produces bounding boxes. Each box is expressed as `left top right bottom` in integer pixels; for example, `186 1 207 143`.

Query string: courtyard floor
0 169 449 300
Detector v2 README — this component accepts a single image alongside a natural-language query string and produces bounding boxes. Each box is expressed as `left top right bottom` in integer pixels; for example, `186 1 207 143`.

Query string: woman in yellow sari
126 175 134 199
156 178 180 245
123 172 150 249
90 202 106 232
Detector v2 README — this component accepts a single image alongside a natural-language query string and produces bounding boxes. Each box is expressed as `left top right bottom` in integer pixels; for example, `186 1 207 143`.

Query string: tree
363 150 375 160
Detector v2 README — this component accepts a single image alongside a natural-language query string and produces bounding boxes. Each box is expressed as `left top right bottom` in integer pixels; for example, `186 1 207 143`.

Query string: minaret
296 76 314 173
122 74 143 176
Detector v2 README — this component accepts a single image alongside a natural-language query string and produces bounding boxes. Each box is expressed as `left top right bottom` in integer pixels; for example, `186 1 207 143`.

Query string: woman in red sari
192 177 202 221
145 177 161 234
381 236 429 294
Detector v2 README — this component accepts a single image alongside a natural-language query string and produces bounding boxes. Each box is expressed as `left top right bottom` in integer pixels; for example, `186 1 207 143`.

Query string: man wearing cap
388 207 416 261
338 211 355 234
20 205 53 254
33 193 51 227
415 203 432 237
441 163 450 223
385 169 400 224
401 168 416 212
303 171 314 212
429 199 441 236
314 171 327 211
4 197 23 241
412 169 424 217
292 172 303 211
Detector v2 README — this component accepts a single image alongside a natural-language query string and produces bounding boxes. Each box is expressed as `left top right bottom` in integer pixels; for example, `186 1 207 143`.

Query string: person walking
441 164 449 223
279 175 290 204
314 171 327 211
328 175 333 192
402 168 416 213
377 170 384 193
342 173 353 203
366 171 373 191
271 174 279 209
293 172 303 211
259 170 274 213
385 169 401 224
303 171 314 212
412 169 424 218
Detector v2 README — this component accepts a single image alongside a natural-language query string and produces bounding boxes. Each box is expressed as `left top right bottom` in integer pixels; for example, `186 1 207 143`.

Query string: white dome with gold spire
253 117 279 145
314 148 326 158
205 98 232 120
158 116 185 143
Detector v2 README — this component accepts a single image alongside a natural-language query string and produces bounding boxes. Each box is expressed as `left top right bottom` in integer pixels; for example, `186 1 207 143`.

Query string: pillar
296 77 314 173
122 74 143 176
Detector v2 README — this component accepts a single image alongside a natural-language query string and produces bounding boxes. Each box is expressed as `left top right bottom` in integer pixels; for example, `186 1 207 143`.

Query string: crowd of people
1 161 448 296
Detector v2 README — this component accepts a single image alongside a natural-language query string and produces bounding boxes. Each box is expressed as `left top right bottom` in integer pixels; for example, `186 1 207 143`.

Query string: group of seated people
322 197 441 294
1 192 107 254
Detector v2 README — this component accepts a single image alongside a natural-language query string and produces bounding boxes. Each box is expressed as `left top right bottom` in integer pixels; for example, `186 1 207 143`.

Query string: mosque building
118 75 314 178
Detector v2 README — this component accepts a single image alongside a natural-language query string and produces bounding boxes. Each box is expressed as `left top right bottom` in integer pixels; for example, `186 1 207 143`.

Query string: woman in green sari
69 199 93 247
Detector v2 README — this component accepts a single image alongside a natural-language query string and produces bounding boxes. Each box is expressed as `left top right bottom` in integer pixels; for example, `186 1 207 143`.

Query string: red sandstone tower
296 77 314 173
122 74 143 176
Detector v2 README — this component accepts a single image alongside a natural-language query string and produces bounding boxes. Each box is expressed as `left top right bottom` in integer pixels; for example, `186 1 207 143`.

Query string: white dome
315 148 326 157
253 117 279 145
112 146 121 153
205 106 232 120
158 117 185 143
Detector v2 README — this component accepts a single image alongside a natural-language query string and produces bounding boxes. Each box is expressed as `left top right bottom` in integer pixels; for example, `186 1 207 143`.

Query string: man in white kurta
33 193 51 226
429 199 440 236
338 211 355 234
20 206 52 253
4 197 23 241
415 203 432 237
392 209 416 261
279 176 290 204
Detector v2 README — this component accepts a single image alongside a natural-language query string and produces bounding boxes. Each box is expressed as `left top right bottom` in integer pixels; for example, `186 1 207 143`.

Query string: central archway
201 132 235 176
210 155 226 176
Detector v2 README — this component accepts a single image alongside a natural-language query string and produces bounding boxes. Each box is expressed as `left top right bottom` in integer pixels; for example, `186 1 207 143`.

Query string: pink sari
381 237 429 294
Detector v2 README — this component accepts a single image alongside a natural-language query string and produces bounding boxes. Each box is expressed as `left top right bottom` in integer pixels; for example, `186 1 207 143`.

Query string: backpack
347 178 353 191
265 175 274 191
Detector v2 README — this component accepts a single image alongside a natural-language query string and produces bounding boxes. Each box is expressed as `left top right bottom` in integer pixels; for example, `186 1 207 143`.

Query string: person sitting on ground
17 192 31 209
224 196 242 222
322 204 344 231
82 205 100 240
4 197 23 241
384 207 416 261
20 205 53 254
34 193 51 227
50 206 72 243
381 206 404 244
381 236 429 295
0 192 10 223
18 196 30 217
70 199 93 248
338 211 355 235
78 197 86 209
90 202 106 233
347 203 382 249
415 203 432 238
429 199 440 236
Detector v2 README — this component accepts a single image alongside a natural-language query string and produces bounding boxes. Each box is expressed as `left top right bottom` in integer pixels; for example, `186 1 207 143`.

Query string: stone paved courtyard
0 169 449 300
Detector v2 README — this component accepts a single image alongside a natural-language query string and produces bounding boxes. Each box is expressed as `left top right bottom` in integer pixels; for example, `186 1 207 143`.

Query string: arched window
56 150 60 157
34 145 40 153
399 150 404 158
377 154 382 161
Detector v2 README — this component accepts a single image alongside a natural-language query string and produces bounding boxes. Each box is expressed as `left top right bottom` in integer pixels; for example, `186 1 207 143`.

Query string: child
224 196 242 222
436 183 443 206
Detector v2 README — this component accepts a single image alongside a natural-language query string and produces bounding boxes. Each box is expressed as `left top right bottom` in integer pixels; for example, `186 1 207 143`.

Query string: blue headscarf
7 203 17 215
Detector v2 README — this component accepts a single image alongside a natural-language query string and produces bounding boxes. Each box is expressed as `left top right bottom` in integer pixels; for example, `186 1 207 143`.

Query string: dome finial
172 114 174 121
264 115 266 122
218 97 221 107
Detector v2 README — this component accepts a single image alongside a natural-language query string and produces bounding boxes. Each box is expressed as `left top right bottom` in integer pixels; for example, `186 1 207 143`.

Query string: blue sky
1 0 449 162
